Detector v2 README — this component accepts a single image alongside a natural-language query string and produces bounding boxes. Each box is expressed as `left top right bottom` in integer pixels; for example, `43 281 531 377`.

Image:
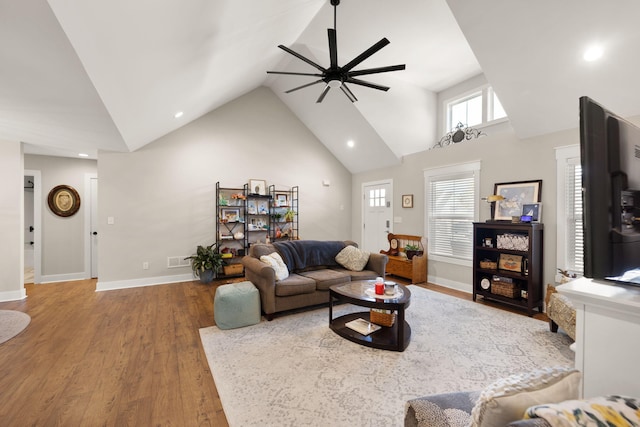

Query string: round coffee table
329 280 411 352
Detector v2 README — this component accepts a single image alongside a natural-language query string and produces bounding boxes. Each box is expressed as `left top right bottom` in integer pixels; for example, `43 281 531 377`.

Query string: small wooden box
223 264 243 275
480 260 497 269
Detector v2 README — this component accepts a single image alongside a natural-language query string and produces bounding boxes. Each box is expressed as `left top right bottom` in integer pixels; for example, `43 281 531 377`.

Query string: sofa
242 240 388 319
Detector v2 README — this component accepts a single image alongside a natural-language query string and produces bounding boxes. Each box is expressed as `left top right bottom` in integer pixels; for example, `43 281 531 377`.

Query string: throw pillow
524 395 640 426
335 245 370 271
260 252 289 281
469 367 582 427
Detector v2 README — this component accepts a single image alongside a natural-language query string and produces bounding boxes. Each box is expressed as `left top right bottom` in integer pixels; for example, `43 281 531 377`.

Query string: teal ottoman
214 281 261 330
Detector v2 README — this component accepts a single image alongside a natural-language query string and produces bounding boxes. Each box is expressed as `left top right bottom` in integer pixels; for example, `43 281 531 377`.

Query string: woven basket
223 264 243 275
480 260 497 269
370 309 396 327
491 281 519 298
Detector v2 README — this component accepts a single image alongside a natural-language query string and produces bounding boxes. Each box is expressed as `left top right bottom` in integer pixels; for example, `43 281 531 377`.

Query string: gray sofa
242 240 388 319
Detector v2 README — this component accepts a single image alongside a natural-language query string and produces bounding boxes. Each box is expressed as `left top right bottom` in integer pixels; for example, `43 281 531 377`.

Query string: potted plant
404 243 423 260
185 242 224 283
284 208 296 222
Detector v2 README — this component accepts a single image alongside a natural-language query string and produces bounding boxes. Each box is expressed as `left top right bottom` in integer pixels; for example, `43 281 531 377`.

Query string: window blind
565 159 584 273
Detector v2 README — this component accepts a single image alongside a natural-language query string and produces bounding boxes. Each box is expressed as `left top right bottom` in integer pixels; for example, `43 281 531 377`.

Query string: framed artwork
498 253 523 273
493 180 542 221
522 203 542 222
221 208 240 222
402 194 413 208
47 185 81 217
249 179 267 195
275 193 288 206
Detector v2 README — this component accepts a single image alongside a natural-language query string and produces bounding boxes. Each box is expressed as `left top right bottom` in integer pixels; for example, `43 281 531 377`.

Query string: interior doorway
23 170 42 284
84 174 98 279
362 180 393 254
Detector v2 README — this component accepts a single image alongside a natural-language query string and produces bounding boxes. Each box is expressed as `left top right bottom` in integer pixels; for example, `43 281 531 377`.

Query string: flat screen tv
579 96 640 285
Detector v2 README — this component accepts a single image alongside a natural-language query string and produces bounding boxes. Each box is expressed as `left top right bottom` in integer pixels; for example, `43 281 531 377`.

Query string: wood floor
0 278 547 426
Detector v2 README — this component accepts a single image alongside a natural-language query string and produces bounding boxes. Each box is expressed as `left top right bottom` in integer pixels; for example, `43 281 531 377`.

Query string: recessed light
78 153 89 157
583 45 603 62
347 140 355 148
174 111 184 118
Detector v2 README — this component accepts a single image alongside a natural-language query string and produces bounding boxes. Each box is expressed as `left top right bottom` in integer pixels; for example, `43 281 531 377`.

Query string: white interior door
362 181 392 254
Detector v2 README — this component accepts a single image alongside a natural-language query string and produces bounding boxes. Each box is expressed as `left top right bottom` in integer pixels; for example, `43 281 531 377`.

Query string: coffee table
329 280 411 352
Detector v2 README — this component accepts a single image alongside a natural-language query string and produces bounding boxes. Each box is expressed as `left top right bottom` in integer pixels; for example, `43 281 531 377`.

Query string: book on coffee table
345 318 381 336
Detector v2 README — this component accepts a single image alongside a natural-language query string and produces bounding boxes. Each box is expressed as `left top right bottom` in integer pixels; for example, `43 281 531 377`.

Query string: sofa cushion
250 243 277 259
274 273 316 297
299 269 350 291
335 245 370 271
469 367 581 427
260 252 289 281
331 267 379 281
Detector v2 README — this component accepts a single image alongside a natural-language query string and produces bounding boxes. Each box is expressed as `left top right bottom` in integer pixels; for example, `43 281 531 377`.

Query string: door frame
24 169 42 284
361 179 393 252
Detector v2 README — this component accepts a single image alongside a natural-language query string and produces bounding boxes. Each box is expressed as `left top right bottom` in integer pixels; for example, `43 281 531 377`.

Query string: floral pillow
524 395 640 426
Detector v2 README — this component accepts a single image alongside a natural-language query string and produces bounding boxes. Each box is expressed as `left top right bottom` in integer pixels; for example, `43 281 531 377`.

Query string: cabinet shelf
473 222 544 316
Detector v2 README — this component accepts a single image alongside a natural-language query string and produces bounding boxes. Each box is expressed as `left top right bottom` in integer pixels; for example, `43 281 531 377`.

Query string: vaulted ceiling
3 0 640 173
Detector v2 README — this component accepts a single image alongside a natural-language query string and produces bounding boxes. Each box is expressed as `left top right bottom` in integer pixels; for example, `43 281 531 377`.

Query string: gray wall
0 140 25 301
97 87 352 289
25 155 97 280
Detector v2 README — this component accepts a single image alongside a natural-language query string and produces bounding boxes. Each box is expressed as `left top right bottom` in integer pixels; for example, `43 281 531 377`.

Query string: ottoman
214 281 261 330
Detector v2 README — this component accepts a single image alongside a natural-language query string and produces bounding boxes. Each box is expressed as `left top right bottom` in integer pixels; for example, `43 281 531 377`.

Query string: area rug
199 285 574 427
0 310 30 345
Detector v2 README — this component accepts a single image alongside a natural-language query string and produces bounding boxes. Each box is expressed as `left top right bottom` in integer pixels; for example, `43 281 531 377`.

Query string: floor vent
167 256 190 269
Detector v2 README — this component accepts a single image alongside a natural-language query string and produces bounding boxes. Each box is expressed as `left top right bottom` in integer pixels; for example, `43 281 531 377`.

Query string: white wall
97 87 352 289
353 123 580 292
0 140 26 301
24 155 97 282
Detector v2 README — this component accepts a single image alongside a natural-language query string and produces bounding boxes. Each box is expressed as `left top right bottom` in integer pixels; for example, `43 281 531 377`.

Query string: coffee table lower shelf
330 312 411 352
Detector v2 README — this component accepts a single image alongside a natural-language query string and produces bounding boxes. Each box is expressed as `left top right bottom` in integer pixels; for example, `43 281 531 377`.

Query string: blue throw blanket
273 240 346 272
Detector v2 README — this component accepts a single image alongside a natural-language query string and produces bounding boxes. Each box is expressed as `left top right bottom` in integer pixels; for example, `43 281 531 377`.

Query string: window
369 188 386 207
445 86 507 132
424 161 480 266
556 146 583 277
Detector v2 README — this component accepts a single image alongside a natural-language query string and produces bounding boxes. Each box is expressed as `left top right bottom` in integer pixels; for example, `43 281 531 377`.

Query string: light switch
394 216 402 223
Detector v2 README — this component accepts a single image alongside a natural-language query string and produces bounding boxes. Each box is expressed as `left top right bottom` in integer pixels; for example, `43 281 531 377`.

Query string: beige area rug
0 310 31 345
199 285 574 427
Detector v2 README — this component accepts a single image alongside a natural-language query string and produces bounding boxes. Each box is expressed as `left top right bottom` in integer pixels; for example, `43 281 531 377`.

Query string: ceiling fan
266 0 406 103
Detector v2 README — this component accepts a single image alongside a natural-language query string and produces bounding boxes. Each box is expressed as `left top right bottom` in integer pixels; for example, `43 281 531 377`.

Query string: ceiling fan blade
342 38 390 72
345 77 390 92
328 28 338 69
285 79 325 93
267 71 324 77
278 45 326 73
348 64 406 77
340 83 357 102
316 85 331 103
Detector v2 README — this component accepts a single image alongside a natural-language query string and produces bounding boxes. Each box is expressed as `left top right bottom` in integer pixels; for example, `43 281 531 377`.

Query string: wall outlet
142 261 149 270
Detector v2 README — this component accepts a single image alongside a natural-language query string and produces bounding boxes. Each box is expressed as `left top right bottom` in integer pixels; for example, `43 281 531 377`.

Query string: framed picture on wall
47 184 81 217
402 194 413 208
522 203 542 222
493 180 542 221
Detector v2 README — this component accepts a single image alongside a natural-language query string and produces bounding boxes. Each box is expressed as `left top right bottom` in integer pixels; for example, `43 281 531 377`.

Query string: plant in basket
404 244 423 260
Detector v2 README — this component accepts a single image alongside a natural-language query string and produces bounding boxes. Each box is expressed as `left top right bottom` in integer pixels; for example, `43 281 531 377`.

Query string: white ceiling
3 0 640 173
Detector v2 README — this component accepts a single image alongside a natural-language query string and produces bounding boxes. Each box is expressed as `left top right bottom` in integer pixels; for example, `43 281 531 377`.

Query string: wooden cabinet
473 222 543 315
383 233 428 284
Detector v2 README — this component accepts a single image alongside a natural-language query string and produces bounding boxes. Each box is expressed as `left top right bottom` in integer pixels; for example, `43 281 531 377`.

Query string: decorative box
496 233 529 251
480 260 498 269
223 264 243 275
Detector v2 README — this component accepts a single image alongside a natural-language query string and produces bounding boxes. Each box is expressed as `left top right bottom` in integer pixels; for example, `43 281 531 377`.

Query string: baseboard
427 275 472 294
40 272 87 284
96 273 195 291
0 288 27 302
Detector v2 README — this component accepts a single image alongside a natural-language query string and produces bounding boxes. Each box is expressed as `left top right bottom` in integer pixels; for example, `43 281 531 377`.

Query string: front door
362 181 392 254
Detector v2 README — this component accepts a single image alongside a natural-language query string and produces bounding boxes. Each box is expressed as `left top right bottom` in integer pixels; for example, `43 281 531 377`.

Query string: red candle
375 282 384 295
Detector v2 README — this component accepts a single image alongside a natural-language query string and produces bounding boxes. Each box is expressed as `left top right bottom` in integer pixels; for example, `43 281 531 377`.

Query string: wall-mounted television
579 96 640 285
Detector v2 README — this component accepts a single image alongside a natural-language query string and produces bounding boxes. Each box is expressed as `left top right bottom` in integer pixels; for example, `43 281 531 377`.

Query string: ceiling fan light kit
267 0 405 103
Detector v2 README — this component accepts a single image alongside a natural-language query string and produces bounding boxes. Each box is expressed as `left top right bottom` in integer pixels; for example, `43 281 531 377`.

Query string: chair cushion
299 269 350 291
405 391 479 427
335 245 370 271
469 367 581 427
274 273 316 297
